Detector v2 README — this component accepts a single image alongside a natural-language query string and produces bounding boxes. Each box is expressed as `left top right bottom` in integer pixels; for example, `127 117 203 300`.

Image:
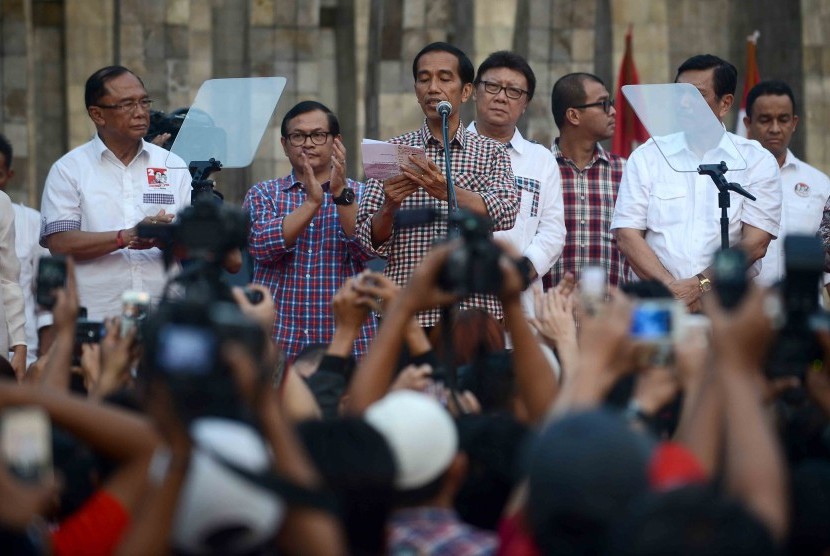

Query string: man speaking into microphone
356 42 518 328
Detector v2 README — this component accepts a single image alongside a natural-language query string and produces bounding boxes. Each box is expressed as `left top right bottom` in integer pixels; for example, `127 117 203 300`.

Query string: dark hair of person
296 418 397 556
84 65 145 108
454 413 529 530
551 72 606 128
280 100 340 138
430 308 505 367
0 134 12 170
474 50 537 101
412 42 475 85
606 485 779 556
745 80 798 119
675 54 738 98
787 459 830 556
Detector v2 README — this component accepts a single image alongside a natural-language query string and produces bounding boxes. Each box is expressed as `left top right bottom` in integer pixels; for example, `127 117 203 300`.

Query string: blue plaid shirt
244 172 376 362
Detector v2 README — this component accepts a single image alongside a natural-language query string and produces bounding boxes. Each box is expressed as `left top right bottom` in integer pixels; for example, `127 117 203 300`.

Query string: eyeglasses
96 98 154 112
571 98 615 114
479 80 529 100
285 131 334 147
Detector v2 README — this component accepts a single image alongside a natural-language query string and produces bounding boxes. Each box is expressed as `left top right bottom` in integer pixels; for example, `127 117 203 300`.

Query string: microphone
436 101 452 117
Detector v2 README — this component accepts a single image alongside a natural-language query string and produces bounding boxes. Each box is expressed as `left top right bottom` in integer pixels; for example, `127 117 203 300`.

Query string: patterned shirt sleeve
244 181 295 263
479 144 518 232
355 176 391 257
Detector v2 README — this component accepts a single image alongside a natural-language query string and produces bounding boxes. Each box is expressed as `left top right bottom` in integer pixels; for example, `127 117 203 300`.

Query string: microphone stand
437 105 464 413
698 161 756 250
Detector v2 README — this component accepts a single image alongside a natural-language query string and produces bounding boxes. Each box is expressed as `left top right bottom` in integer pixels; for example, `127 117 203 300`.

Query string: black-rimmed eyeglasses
572 98 615 114
285 131 334 146
479 80 529 100
96 98 154 112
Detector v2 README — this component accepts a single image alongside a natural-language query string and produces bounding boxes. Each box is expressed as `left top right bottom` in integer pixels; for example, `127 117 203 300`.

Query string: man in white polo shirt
743 80 830 287
40 66 191 319
467 50 565 315
612 54 781 310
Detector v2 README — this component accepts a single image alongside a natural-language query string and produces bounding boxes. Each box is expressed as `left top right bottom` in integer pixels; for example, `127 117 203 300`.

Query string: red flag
735 31 760 137
612 25 648 158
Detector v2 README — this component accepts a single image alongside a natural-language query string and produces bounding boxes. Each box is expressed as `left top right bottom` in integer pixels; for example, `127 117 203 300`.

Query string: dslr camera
437 210 504 296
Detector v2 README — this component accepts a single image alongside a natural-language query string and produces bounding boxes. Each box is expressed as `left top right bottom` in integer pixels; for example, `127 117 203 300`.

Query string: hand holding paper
361 139 428 180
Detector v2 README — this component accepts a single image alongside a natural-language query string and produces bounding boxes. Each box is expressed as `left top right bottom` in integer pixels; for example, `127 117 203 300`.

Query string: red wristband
116 229 126 249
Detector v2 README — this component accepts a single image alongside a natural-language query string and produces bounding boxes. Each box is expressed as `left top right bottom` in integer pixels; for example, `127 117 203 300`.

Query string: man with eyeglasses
546 72 630 289
612 55 781 310
40 65 192 320
467 51 565 316
244 101 375 363
355 42 517 329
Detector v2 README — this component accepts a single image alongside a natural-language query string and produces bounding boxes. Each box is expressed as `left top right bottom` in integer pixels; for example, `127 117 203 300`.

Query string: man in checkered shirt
245 101 376 363
545 72 630 289
355 42 519 328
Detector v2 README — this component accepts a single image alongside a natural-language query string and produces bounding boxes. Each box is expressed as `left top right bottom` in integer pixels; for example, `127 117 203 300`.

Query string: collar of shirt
781 148 798 171
552 138 609 167
465 121 523 153
419 119 467 150
92 133 148 165
390 507 461 525
284 169 332 193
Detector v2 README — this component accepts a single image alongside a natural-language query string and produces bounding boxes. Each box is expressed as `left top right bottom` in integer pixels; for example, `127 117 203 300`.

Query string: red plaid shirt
244 173 376 362
356 121 518 327
546 140 630 288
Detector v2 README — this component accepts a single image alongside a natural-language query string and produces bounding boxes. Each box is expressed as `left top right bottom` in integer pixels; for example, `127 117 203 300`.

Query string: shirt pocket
647 182 687 231
142 192 176 205
785 191 825 235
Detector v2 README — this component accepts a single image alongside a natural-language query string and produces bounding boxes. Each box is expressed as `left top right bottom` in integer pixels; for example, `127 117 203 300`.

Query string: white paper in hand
361 139 427 180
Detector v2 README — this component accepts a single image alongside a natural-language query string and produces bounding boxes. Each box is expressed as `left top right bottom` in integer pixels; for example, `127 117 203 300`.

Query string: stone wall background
0 0 826 206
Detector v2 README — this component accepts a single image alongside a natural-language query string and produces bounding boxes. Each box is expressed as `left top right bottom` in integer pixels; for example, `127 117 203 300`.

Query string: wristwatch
332 187 355 206
696 273 712 293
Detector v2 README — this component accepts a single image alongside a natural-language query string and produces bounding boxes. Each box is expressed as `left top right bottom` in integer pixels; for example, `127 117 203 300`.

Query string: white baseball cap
171 418 286 555
364 390 458 490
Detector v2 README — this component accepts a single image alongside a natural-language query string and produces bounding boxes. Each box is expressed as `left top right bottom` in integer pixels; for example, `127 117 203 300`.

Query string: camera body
145 108 187 150
141 299 266 423
437 210 503 296
766 235 825 380
137 200 248 264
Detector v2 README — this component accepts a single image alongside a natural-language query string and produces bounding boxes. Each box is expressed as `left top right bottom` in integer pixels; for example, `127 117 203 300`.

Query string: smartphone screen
1 407 52 484
36 256 67 309
157 324 216 376
121 290 151 338
630 300 675 342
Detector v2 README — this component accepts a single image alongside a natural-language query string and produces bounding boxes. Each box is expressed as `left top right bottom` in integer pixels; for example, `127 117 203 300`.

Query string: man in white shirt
612 54 781 310
40 66 192 320
0 134 51 367
742 80 830 287
467 50 566 315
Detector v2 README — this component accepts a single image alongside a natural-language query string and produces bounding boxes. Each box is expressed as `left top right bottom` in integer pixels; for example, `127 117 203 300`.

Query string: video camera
137 199 249 304
395 208 513 297
145 108 188 150
712 237 826 381
141 298 268 423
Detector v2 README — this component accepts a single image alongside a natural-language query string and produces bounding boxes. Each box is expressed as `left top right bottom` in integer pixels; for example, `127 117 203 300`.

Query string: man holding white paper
355 42 518 327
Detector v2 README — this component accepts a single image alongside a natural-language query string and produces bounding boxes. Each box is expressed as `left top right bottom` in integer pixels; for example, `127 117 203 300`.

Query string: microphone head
436 101 452 117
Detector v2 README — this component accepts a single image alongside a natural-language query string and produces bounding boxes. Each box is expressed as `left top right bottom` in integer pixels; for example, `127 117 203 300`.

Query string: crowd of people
0 40 829 555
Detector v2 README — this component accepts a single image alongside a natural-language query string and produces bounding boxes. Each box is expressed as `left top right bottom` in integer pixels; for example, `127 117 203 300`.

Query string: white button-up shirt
12 203 50 364
611 131 781 280
40 135 192 319
756 150 830 286
0 191 25 355
467 123 566 315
